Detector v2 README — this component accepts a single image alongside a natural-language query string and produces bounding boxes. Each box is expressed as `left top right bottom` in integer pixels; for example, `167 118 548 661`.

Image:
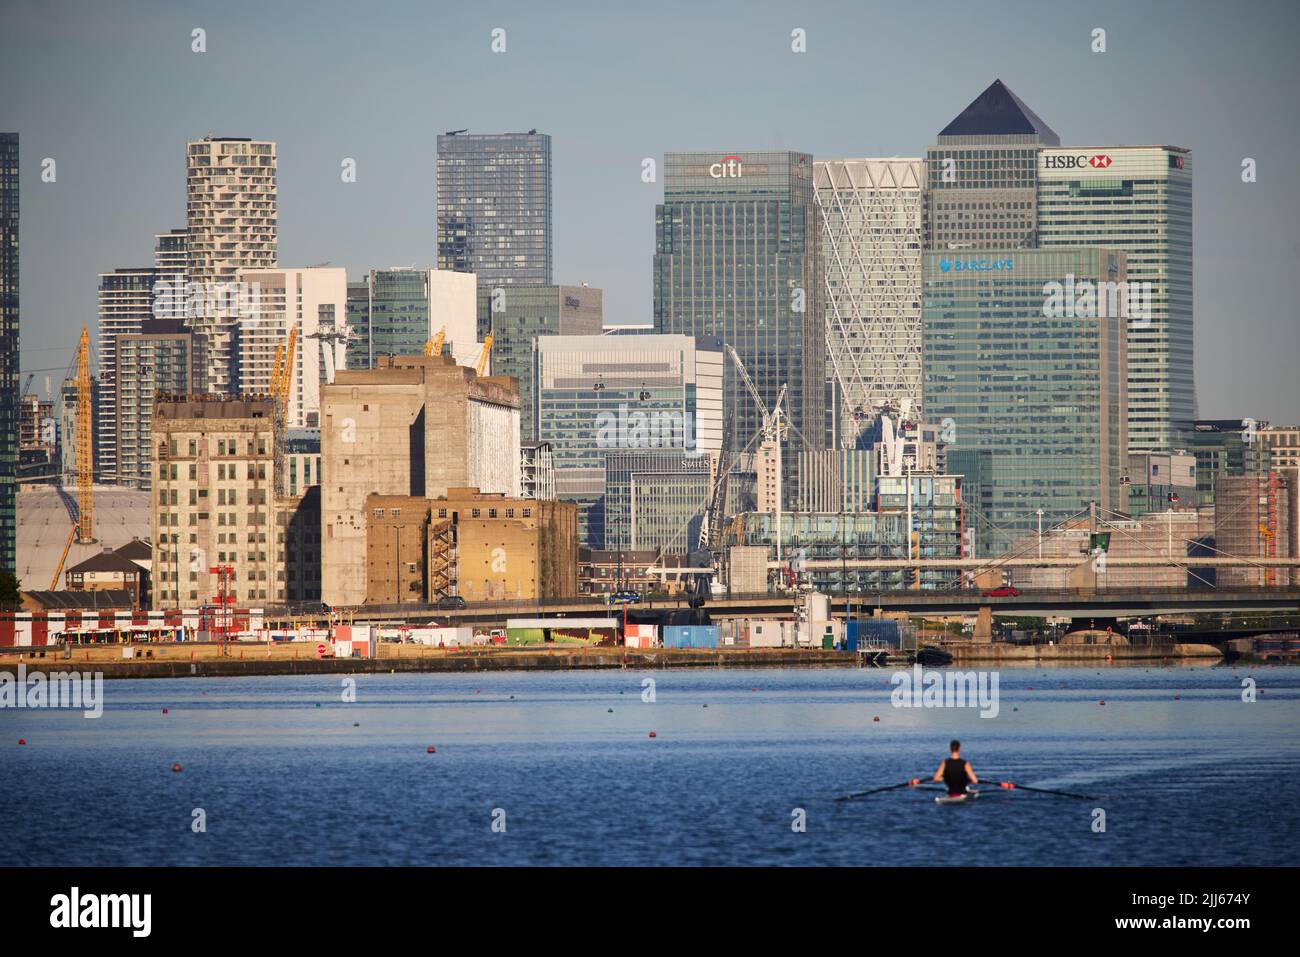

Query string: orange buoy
171 763 182 772
1099 700 1106 706
1001 781 1015 790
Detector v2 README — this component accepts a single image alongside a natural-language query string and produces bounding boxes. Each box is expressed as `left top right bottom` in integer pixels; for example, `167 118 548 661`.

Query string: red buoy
873 715 880 722
171 763 183 772
17 739 25 746
1099 700 1106 706
162 708 169 714
427 746 436 754
648 731 657 738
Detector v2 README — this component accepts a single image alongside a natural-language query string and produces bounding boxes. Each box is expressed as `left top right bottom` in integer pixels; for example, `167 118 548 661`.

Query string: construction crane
424 326 446 358
698 346 786 556
475 334 493 377
271 326 297 424
74 326 93 544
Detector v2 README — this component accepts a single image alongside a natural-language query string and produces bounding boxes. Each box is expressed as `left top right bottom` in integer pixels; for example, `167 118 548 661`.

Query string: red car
981 585 1020 598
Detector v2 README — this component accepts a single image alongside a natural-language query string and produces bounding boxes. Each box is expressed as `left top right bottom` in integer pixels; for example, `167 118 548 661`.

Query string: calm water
2 663 1296 866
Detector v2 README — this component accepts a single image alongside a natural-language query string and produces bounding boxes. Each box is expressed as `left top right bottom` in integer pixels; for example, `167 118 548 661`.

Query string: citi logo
709 155 743 179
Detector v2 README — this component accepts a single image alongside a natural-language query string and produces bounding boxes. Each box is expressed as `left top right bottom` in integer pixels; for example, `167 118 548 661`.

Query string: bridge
269 586 1300 628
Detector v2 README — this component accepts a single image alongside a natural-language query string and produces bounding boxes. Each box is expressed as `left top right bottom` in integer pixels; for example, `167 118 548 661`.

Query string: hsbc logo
709 155 743 179
1044 153 1112 170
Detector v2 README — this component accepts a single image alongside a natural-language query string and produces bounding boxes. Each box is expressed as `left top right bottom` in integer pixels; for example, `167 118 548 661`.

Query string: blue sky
2 0 1297 421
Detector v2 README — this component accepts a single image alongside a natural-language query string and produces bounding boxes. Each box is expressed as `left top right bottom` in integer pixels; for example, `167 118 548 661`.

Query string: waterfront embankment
0 638 1225 678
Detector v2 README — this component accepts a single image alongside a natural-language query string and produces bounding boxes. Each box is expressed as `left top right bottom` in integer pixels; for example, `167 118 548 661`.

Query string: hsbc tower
1038 145 1194 455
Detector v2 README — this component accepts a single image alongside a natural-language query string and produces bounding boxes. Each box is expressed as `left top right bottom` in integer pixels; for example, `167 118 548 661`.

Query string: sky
2 0 1298 422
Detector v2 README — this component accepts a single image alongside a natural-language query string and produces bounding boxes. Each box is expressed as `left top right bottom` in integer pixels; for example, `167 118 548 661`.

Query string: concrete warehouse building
321 354 522 607
150 395 279 608
364 489 578 604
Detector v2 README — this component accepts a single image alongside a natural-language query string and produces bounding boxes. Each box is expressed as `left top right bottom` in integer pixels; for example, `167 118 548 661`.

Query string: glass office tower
653 150 824 507
814 158 925 445
437 131 552 286
534 332 721 547
0 133 17 572
923 248 1128 554
926 79 1059 251
478 284 603 444
603 450 713 555
1038 146 1194 453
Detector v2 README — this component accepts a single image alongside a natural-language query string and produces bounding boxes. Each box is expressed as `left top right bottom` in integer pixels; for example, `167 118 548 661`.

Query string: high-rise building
235 267 349 428
1038 145 1194 453
0 133 17 572
346 268 478 371
479 284 603 443
814 158 925 445
185 137 277 393
534 332 722 546
653 150 824 506
151 396 280 608
603 450 713 554
153 228 189 320
437 130 552 286
115 319 205 490
320 355 522 607
95 267 156 483
922 248 1128 553
926 80 1059 251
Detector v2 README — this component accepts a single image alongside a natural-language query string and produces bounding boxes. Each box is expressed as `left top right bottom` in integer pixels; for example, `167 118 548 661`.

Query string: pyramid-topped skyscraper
926 79 1059 249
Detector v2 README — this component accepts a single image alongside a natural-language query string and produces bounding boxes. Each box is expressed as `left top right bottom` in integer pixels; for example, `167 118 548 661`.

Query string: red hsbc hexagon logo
1089 154 1112 169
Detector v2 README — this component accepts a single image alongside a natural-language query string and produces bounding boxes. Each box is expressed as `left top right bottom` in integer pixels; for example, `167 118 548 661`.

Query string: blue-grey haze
1 0 1297 421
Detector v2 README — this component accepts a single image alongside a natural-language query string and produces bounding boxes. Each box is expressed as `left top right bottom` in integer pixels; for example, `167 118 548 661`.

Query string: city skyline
2 0 1298 424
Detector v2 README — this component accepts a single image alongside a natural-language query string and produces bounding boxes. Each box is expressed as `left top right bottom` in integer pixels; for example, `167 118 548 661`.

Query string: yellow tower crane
75 326 93 543
475 334 493 377
424 326 446 358
272 327 297 424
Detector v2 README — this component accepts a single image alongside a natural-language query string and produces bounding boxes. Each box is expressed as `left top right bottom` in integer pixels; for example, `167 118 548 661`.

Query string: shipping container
662 625 719 649
846 619 902 650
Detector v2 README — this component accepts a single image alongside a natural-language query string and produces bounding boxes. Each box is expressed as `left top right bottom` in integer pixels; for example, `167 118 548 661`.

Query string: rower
933 740 978 796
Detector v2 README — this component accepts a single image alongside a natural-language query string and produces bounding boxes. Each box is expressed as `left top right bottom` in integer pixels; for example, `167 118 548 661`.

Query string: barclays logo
942 258 1013 273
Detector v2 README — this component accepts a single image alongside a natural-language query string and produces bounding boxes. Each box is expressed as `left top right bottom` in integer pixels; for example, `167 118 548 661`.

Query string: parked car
436 595 468 610
606 591 641 606
981 585 1020 598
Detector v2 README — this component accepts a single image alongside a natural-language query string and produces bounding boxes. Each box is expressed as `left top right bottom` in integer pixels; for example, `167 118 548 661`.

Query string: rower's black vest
942 757 968 794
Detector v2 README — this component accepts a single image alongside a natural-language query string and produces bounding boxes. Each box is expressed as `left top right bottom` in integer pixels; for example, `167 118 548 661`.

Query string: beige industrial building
150 396 279 607
321 354 522 607
279 485 321 604
364 489 578 604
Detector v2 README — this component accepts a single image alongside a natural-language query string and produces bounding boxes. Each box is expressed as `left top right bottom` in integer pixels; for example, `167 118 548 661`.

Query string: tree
0 569 22 606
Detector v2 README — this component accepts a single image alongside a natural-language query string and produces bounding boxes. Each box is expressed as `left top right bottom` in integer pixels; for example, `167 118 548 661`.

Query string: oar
978 781 1095 800
837 778 931 801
